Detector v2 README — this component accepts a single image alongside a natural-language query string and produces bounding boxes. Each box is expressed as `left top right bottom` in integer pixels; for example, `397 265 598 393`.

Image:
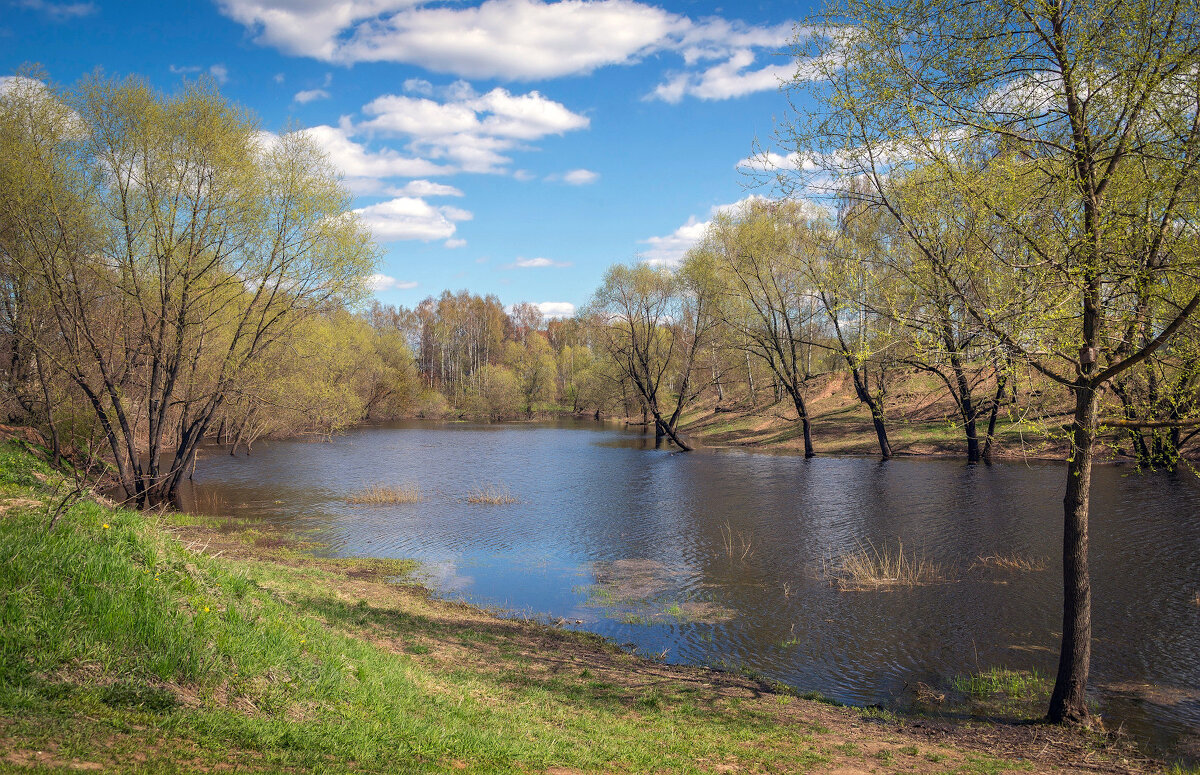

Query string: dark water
179 420 1200 759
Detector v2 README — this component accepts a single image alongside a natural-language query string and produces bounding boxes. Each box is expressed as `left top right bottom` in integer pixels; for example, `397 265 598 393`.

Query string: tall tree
692 199 823 457
0 73 375 506
587 262 714 449
772 0 1200 722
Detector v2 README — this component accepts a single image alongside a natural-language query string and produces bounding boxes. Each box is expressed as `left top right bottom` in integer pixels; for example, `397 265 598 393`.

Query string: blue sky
2 0 818 318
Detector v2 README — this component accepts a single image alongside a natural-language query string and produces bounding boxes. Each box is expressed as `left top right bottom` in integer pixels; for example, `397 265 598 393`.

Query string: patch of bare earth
0 497 42 516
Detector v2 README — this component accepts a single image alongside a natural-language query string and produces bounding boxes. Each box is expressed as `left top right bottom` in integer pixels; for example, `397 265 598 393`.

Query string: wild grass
719 521 754 561
969 553 1048 572
465 483 518 504
0 440 846 773
823 540 945 590
952 667 1048 701
345 483 422 504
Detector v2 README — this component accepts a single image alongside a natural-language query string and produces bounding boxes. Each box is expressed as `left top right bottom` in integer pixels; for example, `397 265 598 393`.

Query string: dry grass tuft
969 553 1047 572
346 484 422 505
823 540 945 590
465 484 517 505
719 522 754 561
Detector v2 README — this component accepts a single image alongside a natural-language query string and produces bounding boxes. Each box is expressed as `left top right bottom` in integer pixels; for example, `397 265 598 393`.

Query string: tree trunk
850 366 890 458
786 386 815 458
33 348 61 467
948 358 981 463
1048 384 1097 724
746 352 757 405
982 369 1009 463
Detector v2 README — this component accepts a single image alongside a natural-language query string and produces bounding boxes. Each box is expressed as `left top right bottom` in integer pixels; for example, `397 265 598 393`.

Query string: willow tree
687 199 825 457
0 73 375 506
587 262 715 450
770 0 1200 723
880 171 1016 463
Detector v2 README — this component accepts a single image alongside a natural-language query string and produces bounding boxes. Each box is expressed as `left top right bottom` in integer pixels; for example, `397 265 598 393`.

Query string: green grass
0 440 840 773
952 667 1047 700
346 483 422 504
0 439 1140 774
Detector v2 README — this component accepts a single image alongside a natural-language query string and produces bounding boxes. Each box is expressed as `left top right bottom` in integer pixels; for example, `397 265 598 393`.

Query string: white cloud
369 273 419 292
640 194 772 266
444 238 468 248
16 0 95 20
403 78 434 96
648 17 799 103
640 217 711 267
169 63 230 84
357 87 589 174
301 124 449 181
561 168 599 185
294 88 330 104
273 72 285 84
510 256 571 268
216 0 803 103
736 150 808 172
219 0 680 78
388 179 464 197
652 51 792 103
537 301 576 318
439 205 473 221
354 197 473 242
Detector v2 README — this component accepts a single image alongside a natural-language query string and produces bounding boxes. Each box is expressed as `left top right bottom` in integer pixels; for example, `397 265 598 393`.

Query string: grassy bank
0 440 1159 773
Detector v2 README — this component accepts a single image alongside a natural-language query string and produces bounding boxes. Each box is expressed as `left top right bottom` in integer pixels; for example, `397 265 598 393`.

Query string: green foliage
0 71 377 504
463 364 522 420
952 668 1048 701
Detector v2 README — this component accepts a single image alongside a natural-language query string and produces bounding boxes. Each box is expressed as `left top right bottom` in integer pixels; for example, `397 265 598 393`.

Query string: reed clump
823 540 945 590
952 667 1047 700
346 484 422 505
465 484 517 505
968 553 1047 572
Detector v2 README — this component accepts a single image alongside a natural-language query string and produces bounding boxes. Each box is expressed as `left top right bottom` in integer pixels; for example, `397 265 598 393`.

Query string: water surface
180 420 1200 758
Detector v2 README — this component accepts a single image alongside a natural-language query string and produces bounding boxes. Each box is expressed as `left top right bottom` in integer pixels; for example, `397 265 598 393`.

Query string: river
178 419 1200 759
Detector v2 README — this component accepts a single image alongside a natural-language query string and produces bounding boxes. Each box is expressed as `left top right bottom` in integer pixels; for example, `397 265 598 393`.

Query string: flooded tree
586 262 716 450
772 0 1200 723
687 200 825 457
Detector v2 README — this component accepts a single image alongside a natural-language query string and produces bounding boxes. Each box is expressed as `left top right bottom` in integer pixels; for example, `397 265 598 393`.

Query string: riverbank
669 372 1079 460
0 440 1168 774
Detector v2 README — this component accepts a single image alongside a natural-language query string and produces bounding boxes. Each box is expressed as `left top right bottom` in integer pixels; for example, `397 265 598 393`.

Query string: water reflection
179 419 1200 759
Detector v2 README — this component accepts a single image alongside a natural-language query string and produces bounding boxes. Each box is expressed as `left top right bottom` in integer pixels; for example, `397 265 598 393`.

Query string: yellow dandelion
203 606 210 612
102 523 110 529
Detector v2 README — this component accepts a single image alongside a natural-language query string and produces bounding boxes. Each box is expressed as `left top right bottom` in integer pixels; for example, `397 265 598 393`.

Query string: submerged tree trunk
784 385 815 458
849 367 890 459
1049 383 1097 724
982 367 1009 463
